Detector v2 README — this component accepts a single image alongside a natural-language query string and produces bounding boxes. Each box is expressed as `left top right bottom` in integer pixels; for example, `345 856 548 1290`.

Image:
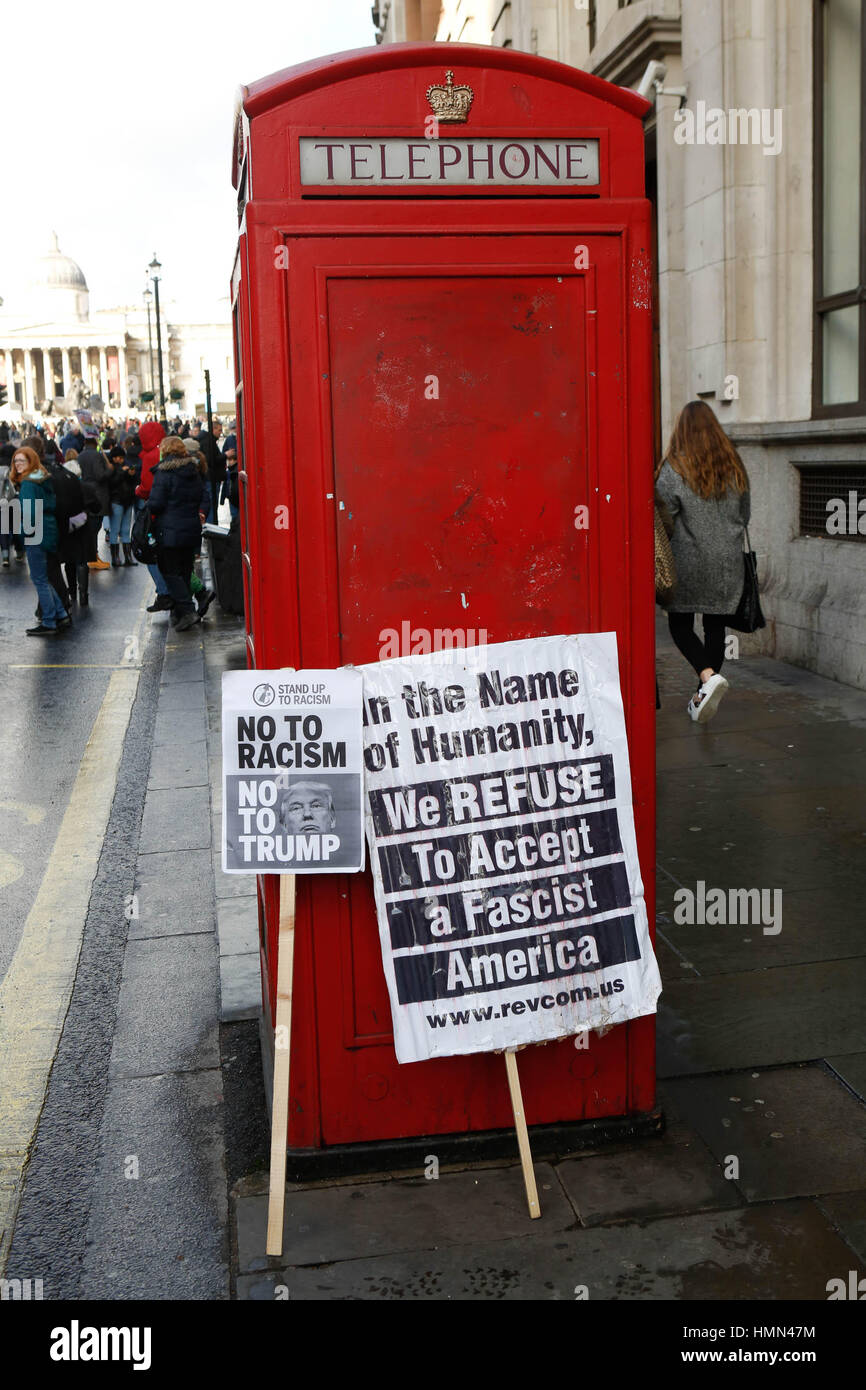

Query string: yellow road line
9 664 142 671
0 600 149 1271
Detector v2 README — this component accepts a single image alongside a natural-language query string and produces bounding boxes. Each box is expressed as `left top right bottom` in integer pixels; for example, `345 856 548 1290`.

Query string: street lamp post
143 285 155 396
148 253 167 421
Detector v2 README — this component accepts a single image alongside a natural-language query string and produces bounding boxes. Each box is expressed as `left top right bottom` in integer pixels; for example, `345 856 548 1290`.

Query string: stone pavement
76 595 256 1299
80 613 228 1298
226 621 866 1300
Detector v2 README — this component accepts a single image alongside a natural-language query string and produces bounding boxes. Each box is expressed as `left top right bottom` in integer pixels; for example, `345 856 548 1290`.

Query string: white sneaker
687 673 730 723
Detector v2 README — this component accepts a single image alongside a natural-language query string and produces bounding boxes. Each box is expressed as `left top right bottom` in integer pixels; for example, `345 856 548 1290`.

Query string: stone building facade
0 234 236 421
372 0 866 692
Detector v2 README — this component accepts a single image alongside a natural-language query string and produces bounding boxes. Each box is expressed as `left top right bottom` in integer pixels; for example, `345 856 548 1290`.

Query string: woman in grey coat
655 401 750 722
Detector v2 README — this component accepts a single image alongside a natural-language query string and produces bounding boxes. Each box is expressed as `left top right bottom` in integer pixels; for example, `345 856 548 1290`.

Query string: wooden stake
266 874 296 1257
504 1049 541 1219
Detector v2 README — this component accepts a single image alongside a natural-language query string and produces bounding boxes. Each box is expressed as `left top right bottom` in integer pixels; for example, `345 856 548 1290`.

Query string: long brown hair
10 446 44 483
657 400 748 499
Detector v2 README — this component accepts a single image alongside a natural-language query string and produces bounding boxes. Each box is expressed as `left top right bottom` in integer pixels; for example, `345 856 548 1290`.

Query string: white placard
359 634 661 1063
221 669 365 874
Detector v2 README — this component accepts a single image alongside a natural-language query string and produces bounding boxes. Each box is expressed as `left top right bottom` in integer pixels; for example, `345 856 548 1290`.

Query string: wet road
0 554 153 982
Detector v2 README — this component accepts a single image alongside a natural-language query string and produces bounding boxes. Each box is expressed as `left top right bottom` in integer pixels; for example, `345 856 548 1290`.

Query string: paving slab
655 627 866 720
220 952 261 1022
658 783 866 847
653 933 691 982
658 957 866 1075
217 897 259 956
214 854 258 898
657 751 866 799
139 785 212 854
657 695 818 740
825 1053 866 1100
557 1132 740 1226
130 848 215 939
81 1069 228 1300
236 1162 575 1273
732 783 866 839
147 739 209 792
656 730 792 772
109 935 220 1078
816 1192 866 1266
164 633 204 656
749 721 866 759
162 641 204 668
153 708 208 750
154 680 208 713
656 883 866 974
655 826 858 896
159 659 205 687
663 1065 866 1202
236 1199 861 1300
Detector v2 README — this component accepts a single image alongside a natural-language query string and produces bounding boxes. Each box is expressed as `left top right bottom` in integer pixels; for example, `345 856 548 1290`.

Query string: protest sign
359 633 661 1064
221 667 364 1255
221 669 364 874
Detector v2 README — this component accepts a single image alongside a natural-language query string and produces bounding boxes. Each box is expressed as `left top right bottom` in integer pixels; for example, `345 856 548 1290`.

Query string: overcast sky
1 0 375 322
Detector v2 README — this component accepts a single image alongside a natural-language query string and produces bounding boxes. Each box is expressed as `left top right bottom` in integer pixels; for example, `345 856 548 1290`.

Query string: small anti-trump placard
221 669 364 874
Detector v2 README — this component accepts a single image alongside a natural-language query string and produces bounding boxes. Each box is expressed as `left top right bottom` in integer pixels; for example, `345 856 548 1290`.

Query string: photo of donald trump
277 780 337 836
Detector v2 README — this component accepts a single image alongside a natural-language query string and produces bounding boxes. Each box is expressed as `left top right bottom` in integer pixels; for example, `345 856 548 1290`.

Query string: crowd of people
2 400 749 726
0 414 239 637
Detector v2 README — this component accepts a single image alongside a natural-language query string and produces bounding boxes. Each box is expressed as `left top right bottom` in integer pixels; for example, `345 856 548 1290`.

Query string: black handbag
725 526 766 633
130 505 157 563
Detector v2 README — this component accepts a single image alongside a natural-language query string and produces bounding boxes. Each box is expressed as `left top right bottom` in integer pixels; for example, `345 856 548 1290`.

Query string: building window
814 0 866 414
798 464 866 539
589 0 597 49
492 1 511 47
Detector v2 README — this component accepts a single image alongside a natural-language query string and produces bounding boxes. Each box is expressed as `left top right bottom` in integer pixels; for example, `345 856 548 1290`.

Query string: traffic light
0 383 7 408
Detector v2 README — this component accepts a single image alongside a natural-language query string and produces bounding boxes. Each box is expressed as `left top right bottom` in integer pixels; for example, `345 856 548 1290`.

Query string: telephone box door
278 228 653 1144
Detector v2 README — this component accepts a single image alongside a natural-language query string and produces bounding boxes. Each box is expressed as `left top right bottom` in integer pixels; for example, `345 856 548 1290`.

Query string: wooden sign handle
505 1049 541 1220
266 874 297 1256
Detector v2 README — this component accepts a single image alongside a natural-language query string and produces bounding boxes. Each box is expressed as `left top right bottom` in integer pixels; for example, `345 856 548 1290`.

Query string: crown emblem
426 70 474 124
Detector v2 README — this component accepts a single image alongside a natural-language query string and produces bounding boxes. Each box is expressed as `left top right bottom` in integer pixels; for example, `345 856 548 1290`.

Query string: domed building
0 233 234 419
27 232 90 323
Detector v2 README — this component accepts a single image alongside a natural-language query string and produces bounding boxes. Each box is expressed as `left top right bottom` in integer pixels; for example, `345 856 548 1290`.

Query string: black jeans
85 515 99 561
157 545 196 615
668 612 728 679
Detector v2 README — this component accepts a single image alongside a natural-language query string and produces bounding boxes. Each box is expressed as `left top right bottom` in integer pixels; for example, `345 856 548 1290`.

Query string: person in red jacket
135 420 171 611
135 420 165 500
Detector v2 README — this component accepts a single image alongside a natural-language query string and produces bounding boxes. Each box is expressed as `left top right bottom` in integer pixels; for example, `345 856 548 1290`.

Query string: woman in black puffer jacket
147 435 205 632
105 442 141 567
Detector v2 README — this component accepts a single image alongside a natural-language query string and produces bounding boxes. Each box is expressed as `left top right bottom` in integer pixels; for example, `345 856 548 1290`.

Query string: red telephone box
230 43 658 1166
